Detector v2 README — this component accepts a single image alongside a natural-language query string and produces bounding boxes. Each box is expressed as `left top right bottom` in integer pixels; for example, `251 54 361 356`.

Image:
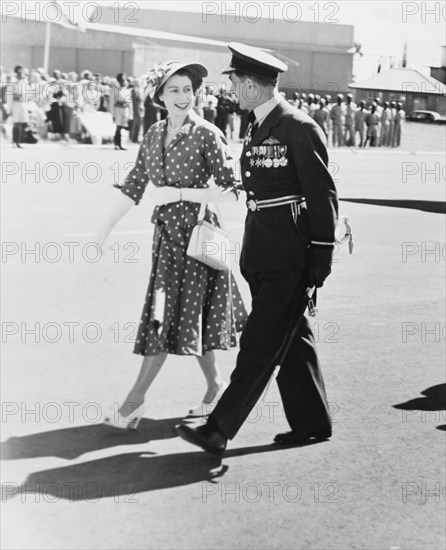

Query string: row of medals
245 127 289 168
248 144 289 168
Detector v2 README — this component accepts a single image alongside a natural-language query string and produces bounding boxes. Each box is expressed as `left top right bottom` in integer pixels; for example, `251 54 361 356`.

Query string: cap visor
221 66 236 75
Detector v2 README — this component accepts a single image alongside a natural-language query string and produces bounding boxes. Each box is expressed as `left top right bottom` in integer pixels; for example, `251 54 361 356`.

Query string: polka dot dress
120 111 248 356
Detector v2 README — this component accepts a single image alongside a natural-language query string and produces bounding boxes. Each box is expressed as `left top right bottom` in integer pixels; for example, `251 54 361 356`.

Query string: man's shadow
3 439 327 502
393 384 446 431
1 417 186 460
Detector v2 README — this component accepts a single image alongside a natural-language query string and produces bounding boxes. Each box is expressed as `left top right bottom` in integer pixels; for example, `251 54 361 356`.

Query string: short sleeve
120 137 150 205
204 129 236 188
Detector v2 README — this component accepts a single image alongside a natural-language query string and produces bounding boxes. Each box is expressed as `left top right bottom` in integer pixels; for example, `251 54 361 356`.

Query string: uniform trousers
209 268 332 439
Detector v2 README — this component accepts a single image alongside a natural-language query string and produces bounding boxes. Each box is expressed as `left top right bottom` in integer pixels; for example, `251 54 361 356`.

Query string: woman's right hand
93 229 109 256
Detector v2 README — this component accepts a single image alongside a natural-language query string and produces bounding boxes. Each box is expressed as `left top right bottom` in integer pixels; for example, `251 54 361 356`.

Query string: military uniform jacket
240 100 338 272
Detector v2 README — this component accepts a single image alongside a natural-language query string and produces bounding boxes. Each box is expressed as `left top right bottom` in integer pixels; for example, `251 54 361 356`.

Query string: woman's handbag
187 202 231 270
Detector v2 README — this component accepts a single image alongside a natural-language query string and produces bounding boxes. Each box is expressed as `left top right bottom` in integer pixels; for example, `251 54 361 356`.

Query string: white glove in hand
92 230 109 256
148 186 181 205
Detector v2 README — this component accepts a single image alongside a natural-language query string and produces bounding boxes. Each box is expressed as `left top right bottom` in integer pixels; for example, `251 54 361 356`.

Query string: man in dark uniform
177 42 338 456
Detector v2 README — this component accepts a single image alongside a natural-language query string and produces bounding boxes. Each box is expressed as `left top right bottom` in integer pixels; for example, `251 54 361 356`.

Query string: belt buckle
247 199 258 212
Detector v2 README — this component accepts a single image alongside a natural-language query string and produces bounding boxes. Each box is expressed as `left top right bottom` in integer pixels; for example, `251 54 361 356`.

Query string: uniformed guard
177 42 339 456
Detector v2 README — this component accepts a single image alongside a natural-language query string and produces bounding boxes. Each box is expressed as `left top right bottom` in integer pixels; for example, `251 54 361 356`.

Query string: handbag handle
197 201 227 232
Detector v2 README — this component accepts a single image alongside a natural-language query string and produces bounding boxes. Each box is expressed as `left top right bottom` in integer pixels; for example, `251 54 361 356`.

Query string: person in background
215 87 230 136
374 97 383 116
307 93 318 119
364 102 379 147
379 101 391 147
226 91 239 139
110 72 132 150
392 102 405 147
64 71 82 141
313 97 329 138
1 72 12 137
94 73 107 112
354 100 368 147
290 91 300 108
344 94 356 146
129 76 144 143
192 86 204 118
203 85 218 124
143 90 159 134
324 94 333 145
7 65 29 148
101 75 112 113
387 101 397 148
330 94 345 147
46 88 66 141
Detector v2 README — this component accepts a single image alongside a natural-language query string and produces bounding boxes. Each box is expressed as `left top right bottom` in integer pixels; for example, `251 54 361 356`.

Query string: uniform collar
253 92 284 127
242 98 293 152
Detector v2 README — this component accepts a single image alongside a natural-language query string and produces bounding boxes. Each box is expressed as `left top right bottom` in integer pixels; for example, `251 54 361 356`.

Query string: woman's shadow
1 415 327 502
3 441 323 502
1 417 186 461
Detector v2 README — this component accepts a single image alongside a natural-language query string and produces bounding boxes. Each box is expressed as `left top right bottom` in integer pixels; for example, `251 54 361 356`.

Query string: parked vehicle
406 110 446 124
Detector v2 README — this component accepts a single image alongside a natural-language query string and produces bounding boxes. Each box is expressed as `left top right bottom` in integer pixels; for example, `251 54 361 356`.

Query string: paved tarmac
1 138 445 549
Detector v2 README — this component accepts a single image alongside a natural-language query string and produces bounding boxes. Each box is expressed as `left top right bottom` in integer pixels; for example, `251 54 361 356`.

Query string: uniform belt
246 194 305 212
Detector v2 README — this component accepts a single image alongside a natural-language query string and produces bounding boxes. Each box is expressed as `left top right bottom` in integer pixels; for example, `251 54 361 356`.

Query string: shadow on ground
393 384 446 431
340 198 446 214
0 417 185 460
2 433 328 501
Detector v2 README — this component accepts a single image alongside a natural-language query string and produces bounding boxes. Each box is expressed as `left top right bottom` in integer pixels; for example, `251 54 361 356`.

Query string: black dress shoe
176 424 227 457
274 429 332 445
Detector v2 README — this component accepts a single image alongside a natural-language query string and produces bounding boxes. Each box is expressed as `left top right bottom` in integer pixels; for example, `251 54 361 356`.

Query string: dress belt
246 194 305 212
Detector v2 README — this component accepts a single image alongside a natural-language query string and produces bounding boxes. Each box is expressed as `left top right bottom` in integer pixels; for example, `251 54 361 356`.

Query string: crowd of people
0 64 404 148
292 92 405 148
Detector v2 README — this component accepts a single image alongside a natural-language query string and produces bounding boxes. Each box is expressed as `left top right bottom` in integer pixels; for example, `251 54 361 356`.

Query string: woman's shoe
103 403 145 430
187 383 228 418
114 145 127 150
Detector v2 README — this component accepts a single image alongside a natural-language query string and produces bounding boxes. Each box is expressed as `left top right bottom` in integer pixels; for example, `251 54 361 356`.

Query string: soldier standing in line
344 93 356 146
324 94 333 146
379 101 391 147
313 97 329 138
354 100 368 147
387 101 397 147
330 94 346 147
364 102 379 147
392 102 405 147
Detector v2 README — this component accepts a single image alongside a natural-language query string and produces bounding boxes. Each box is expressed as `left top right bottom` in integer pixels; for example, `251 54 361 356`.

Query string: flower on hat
145 62 171 99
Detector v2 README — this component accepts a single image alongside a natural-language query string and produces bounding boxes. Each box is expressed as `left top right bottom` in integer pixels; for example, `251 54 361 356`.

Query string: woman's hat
145 61 208 106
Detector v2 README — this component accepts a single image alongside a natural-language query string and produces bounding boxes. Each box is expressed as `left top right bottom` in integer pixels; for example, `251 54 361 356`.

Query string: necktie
247 111 259 136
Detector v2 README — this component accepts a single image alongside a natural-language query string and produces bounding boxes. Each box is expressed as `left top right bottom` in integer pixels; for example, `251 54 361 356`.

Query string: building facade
2 9 354 96
349 68 446 115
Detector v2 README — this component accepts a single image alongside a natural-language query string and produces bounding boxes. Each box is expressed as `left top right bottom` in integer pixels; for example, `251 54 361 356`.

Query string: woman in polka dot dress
95 61 247 429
